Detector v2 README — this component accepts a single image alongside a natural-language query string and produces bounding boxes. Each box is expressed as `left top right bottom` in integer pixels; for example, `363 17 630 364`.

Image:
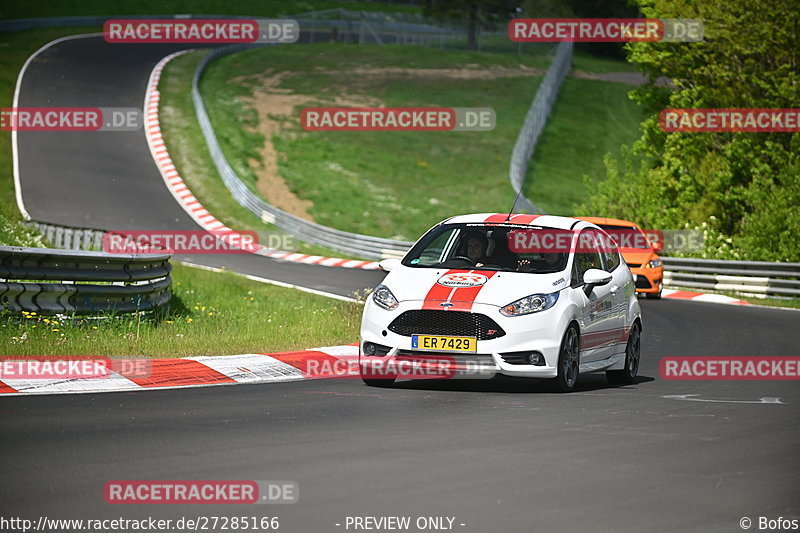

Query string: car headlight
372 284 399 310
500 291 559 316
648 259 663 268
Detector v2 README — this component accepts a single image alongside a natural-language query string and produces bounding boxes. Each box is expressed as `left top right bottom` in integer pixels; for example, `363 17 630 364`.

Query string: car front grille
499 352 528 365
387 310 506 340
627 263 642 268
635 276 652 289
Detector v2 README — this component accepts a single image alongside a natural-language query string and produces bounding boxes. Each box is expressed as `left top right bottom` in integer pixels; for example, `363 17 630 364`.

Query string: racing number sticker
437 273 488 288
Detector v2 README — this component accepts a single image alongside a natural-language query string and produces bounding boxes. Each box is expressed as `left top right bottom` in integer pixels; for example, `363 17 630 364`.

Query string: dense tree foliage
581 0 799 261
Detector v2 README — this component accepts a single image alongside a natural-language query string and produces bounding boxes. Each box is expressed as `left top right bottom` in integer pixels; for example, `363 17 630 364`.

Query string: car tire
551 324 580 393
645 289 662 299
607 322 641 384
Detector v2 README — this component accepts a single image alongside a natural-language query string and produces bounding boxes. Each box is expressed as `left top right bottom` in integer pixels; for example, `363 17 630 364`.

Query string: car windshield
402 223 569 274
598 224 652 250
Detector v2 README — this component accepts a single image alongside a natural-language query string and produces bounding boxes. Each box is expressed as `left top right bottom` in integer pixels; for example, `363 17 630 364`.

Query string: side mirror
651 241 664 253
583 268 612 288
378 258 402 272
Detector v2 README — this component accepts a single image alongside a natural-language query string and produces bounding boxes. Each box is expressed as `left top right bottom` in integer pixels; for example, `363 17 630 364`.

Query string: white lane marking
663 394 784 404
179 261 359 302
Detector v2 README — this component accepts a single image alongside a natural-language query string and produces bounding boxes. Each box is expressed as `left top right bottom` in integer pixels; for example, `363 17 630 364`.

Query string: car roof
576 216 642 229
443 213 592 231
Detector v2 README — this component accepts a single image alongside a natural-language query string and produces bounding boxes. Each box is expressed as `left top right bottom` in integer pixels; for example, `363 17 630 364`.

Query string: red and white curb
0 288 756 396
0 344 360 396
662 288 748 305
144 51 379 270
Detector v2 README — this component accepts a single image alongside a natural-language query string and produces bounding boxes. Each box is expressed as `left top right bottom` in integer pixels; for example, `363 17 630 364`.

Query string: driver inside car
464 231 490 267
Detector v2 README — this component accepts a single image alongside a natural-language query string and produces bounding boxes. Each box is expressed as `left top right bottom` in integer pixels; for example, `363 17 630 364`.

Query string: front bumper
360 300 565 379
630 266 663 294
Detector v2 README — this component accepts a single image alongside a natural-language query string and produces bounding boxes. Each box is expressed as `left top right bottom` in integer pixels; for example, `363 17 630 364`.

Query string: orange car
577 217 664 299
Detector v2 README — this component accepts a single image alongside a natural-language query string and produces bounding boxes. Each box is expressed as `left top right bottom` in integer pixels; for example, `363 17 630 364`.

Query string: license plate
411 335 477 353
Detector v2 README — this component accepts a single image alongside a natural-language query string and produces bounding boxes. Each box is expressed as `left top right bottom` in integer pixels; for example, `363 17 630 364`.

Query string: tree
423 0 520 50
582 0 800 261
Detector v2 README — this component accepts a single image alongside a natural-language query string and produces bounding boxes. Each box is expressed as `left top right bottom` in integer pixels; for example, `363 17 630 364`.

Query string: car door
598 237 628 357
572 228 618 363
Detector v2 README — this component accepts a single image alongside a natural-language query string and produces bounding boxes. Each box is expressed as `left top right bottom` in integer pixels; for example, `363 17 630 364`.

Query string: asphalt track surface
15 35 384 298
5 33 800 533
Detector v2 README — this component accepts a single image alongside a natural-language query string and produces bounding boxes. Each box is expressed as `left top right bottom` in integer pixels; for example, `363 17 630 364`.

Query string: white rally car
359 213 642 392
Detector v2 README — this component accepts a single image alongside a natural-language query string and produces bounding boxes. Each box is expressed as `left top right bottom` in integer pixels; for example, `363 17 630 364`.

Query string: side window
571 229 604 285
601 242 621 272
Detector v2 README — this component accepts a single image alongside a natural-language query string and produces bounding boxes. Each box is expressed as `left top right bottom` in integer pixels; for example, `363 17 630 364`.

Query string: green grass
571 50 640 74
523 77 643 215
201 43 549 241
0 262 362 357
0 0 420 19
157 49 363 260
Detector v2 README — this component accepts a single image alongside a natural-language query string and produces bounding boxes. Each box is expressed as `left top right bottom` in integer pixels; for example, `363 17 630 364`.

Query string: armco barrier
0 246 172 315
191 41 571 258
28 221 105 251
662 257 800 298
192 44 415 260
508 41 572 213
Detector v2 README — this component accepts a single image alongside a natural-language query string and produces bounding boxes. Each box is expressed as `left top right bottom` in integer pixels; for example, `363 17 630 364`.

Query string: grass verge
523 76 643 215
201 43 550 241
157 49 363 260
0 262 362 357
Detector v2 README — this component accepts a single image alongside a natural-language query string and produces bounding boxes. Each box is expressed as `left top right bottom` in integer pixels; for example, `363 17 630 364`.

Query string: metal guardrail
193 43 417 260
662 257 800 298
192 31 571 258
0 246 172 315
27 221 106 251
508 41 573 213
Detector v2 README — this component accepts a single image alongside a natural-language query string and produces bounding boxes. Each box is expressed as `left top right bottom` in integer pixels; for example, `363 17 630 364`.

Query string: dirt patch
238 65 543 220
571 70 673 87
238 71 383 221
315 65 544 80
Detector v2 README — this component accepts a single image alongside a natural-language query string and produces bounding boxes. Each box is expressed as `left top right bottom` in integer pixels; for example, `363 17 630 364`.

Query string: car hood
619 249 656 265
384 267 569 308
